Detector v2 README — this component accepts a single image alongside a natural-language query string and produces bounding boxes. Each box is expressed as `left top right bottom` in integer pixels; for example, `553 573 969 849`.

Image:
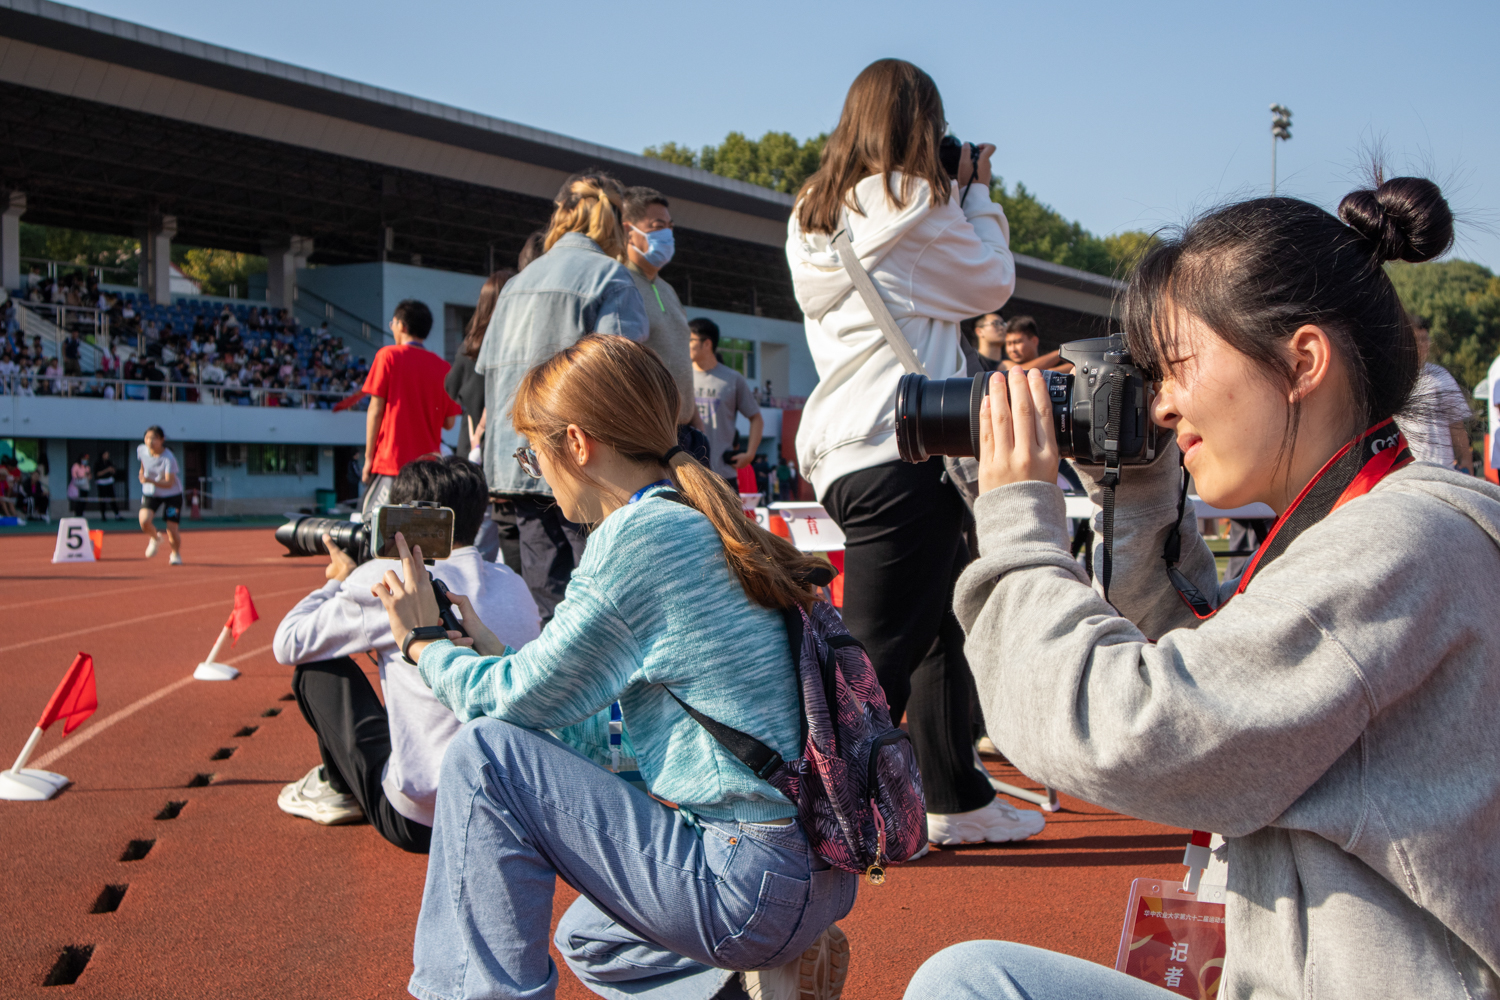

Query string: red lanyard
1167 419 1411 892
1165 418 1412 619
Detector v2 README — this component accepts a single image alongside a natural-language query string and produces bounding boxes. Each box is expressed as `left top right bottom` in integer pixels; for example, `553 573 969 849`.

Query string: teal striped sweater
418 485 801 822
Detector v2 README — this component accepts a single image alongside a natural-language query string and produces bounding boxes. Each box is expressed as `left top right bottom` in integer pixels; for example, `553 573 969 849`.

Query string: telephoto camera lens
274 516 370 563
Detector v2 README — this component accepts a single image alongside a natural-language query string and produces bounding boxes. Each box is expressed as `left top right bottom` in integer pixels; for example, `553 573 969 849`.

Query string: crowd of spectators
1 277 370 407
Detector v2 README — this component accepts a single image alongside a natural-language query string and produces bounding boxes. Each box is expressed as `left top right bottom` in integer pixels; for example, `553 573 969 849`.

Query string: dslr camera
275 502 456 564
938 135 981 180
895 335 1161 466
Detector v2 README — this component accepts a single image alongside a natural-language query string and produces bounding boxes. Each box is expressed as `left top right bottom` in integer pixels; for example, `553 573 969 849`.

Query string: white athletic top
137 444 182 497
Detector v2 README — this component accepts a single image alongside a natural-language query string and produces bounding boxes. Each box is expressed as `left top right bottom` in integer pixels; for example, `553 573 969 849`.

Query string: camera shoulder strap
1160 418 1413 620
830 214 926 377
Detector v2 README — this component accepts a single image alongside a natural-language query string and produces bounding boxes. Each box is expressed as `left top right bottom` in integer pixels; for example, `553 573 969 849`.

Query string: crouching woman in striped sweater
374 334 857 1000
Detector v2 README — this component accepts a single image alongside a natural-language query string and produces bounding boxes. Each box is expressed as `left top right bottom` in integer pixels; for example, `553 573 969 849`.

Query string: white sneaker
743 924 849 1000
168 552 183 565
928 796 1045 845
144 532 161 558
277 765 364 826
975 736 1000 756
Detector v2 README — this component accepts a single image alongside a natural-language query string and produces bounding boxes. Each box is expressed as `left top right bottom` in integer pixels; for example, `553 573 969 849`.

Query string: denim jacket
477 233 649 495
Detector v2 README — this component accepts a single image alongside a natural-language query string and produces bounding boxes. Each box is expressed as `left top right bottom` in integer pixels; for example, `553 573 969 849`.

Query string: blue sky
70 0 1500 271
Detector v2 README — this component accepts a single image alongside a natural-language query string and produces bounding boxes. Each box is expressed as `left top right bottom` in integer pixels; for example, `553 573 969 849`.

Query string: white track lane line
32 640 278 770
1 566 311 613
0 586 309 656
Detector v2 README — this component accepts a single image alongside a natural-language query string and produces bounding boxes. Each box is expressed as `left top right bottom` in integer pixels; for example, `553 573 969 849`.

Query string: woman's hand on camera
979 368 1060 494
372 532 443 656
442 592 508 657
957 143 997 189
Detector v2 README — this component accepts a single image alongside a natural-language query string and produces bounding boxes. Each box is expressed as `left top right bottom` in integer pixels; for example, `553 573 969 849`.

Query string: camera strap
1161 418 1413 620
1097 370 1129 600
830 215 926 377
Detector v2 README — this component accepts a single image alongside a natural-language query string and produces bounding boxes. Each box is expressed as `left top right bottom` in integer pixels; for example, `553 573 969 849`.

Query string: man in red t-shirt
360 300 463 514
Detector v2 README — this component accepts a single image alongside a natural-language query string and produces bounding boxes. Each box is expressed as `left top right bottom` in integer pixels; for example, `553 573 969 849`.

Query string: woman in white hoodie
786 59 1043 843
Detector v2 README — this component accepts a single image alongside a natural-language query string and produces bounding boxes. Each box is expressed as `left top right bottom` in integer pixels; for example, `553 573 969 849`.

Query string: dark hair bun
1338 177 1454 264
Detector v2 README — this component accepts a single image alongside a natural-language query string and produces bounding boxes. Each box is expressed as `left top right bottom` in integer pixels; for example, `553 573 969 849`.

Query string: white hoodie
787 173 1015 496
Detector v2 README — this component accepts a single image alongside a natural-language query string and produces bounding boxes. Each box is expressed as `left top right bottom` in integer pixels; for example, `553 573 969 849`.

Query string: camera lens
896 371 1075 463
274 516 367 561
895 373 989 461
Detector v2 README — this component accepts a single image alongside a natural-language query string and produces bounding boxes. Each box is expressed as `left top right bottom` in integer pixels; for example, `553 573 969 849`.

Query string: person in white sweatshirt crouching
786 58 1043 846
272 455 541 852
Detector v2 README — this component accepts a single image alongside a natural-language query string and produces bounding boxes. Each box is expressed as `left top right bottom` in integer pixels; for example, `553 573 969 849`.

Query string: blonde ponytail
513 335 826 611
544 171 628 259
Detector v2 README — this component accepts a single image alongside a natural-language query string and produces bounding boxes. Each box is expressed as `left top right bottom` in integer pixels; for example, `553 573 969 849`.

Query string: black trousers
290 657 432 854
823 459 994 815
491 495 586 623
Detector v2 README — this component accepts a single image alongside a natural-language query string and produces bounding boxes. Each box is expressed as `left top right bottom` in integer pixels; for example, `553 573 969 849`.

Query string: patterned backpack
669 598 928 883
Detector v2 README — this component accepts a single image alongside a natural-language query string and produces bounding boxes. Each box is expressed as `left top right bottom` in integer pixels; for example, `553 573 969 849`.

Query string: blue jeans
904 941 1179 1000
411 719 858 1000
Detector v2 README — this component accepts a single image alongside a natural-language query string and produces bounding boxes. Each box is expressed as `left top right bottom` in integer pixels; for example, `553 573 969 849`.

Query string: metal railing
292 285 387 359
19 255 139 288
0 373 366 410
13 302 119 366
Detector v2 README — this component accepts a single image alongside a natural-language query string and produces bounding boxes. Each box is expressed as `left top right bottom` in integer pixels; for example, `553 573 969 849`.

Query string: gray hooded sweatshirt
955 444 1500 999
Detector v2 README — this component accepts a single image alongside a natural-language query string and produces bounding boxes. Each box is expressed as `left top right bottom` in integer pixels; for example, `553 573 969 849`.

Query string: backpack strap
666 689 784 781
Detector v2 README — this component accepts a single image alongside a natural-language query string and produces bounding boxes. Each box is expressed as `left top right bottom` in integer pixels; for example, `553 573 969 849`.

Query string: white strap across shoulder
830 214 927 377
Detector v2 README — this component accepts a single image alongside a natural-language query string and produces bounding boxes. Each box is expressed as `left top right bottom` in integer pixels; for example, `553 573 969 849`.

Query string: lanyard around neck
1164 418 1413 619
628 479 673 505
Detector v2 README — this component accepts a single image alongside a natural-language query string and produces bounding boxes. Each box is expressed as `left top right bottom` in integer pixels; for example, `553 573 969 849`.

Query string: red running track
0 528 1187 998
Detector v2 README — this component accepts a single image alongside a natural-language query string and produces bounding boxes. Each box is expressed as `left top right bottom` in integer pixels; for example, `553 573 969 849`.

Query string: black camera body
895 334 1161 466
938 135 981 180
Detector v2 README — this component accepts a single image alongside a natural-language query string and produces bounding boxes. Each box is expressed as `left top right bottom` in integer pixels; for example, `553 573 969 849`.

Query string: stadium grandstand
0 0 1121 519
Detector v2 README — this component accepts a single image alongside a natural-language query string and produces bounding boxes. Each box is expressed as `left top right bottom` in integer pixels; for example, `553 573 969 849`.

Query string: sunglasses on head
514 447 542 479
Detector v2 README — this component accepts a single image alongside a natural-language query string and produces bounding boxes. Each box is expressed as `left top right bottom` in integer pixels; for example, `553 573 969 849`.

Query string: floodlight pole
1270 104 1293 195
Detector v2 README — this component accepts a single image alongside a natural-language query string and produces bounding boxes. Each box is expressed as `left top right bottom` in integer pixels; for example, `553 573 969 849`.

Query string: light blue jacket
477 232 649 494
418 485 802 823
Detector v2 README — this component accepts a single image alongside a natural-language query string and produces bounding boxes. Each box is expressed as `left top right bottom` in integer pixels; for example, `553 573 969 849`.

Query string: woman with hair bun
478 169 649 620
906 177 1500 998
377 335 857 1000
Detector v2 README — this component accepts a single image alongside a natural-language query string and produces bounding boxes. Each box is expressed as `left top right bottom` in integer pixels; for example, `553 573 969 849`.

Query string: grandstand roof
0 0 1121 328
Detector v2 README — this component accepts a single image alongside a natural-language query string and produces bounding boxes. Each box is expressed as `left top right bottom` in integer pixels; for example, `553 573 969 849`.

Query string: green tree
645 131 827 195
173 247 265 297
1387 259 1500 397
19 223 138 280
989 180 1157 279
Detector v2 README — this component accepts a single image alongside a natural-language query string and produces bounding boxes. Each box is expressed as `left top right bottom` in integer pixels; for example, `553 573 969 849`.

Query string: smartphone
371 504 454 560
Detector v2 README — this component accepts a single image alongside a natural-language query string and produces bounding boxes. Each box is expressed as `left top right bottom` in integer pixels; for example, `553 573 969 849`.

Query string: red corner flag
37 654 98 735
226 585 260 645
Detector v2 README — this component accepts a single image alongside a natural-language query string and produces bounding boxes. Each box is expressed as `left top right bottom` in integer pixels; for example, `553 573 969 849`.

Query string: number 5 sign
52 518 97 564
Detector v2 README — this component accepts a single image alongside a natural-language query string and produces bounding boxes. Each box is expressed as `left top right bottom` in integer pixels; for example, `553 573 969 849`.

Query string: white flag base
193 625 239 681
193 661 240 681
0 767 69 801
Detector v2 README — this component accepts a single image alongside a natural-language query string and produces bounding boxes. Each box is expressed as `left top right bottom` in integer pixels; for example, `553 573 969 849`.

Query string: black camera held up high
895 335 1161 468
938 135 981 181
274 502 456 564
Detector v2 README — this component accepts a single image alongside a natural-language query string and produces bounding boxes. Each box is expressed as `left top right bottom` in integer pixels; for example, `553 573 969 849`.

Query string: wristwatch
401 625 450 665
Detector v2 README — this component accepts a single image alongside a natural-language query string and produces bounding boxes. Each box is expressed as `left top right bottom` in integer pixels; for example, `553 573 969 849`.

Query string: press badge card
1115 878 1227 998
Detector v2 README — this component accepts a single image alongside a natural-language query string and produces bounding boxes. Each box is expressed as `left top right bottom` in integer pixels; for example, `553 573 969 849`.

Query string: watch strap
402 625 450 665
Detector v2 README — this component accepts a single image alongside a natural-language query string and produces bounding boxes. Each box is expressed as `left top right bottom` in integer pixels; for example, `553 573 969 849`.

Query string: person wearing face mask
621 187 709 459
